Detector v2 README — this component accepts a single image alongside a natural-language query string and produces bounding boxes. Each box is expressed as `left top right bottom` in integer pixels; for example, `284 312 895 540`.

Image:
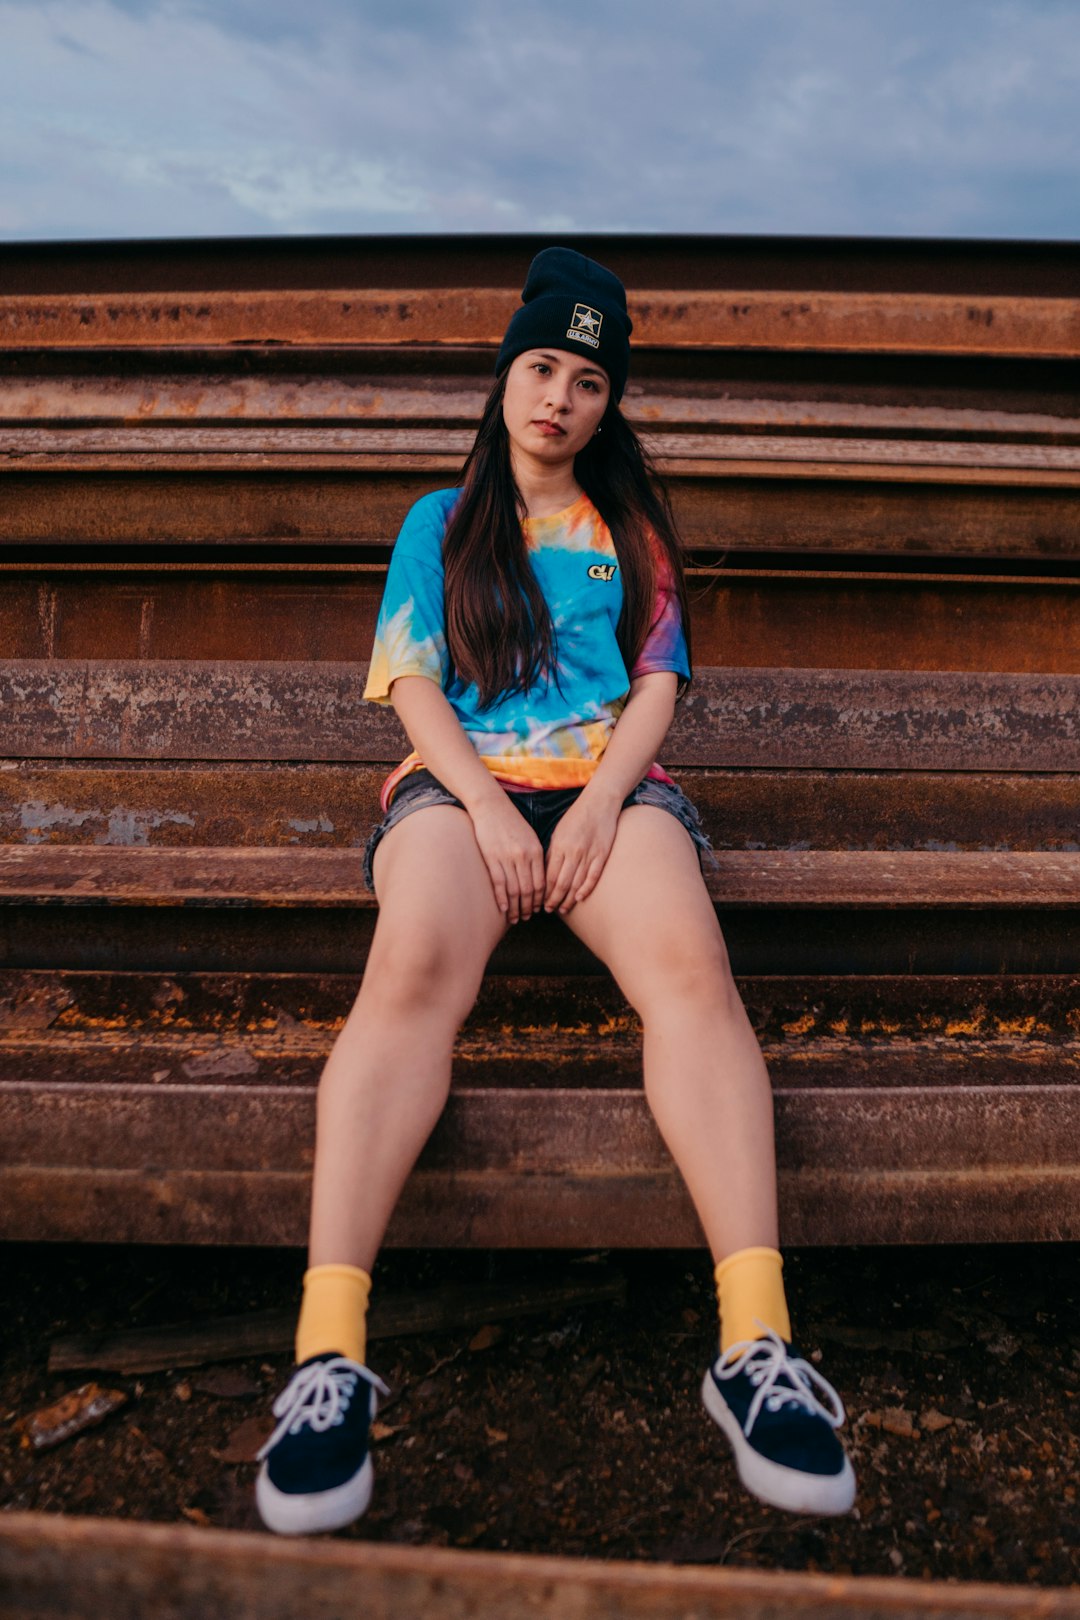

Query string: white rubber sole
702 1371 856 1516
255 1454 374 1536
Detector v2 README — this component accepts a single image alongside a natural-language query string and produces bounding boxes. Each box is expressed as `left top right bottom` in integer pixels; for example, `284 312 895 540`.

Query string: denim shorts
362 767 716 891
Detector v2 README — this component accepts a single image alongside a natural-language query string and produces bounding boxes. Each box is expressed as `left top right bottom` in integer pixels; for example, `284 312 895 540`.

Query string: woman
255 248 855 1536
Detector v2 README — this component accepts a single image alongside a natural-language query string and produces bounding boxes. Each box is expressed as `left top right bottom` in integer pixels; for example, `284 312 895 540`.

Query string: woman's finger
504 861 523 924
516 852 536 920
573 853 608 904
543 847 575 912
553 851 587 914
531 848 547 915
487 859 510 919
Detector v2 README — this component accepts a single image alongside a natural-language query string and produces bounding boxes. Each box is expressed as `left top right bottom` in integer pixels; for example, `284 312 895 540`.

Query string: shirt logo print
587 563 618 581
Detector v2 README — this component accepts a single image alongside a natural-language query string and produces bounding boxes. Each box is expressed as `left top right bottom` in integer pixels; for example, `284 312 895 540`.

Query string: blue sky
1 0 1078 241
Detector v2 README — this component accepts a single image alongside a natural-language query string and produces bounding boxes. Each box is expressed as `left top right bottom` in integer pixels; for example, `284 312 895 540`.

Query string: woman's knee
354 929 484 1027
629 935 743 1023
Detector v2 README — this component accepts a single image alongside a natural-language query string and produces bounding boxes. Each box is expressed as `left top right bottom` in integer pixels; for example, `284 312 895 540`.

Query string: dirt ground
2 1241 1078 1589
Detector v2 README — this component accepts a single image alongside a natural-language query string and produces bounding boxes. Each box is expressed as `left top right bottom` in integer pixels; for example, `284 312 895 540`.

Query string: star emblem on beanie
571 304 602 335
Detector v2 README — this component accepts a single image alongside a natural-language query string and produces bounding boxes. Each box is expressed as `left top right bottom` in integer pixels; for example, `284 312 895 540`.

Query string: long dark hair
442 372 692 709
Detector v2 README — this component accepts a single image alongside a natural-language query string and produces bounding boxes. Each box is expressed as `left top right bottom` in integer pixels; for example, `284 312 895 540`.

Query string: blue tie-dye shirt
363 487 690 809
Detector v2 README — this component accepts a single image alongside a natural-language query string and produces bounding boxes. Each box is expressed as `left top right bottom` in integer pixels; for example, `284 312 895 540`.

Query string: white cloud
0 0 1077 240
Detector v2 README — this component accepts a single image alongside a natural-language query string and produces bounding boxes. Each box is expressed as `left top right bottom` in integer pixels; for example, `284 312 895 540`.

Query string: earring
594 425 603 436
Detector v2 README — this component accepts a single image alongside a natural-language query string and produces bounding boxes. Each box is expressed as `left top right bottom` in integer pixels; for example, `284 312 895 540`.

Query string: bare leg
307 805 507 1270
561 806 779 1259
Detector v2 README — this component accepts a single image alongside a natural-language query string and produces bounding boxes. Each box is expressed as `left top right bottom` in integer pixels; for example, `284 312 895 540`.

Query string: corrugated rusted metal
2 286 1079 357
1 234 1078 1247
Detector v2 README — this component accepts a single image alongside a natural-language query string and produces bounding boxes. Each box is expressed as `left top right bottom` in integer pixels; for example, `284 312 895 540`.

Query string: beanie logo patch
567 304 603 349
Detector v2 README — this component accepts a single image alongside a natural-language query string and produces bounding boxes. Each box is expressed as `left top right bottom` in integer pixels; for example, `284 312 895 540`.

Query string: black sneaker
255 1352 390 1535
702 1326 856 1514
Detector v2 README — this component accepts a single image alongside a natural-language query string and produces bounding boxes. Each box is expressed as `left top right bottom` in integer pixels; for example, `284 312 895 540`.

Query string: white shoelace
257 1356 390 1461
714 1324 846 1439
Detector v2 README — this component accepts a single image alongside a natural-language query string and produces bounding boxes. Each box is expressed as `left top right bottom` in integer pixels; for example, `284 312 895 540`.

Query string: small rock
864 1406 917 1438
18 1384 128 1451
468 1324 503 1353
215 1415 271 1465
191 1369 261 1400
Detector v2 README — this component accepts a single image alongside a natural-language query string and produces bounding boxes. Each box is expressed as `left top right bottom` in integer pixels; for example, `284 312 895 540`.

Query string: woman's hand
469 796 547 925
543 792 621 916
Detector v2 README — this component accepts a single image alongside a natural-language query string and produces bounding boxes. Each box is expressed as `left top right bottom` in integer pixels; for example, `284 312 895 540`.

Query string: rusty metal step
4 1085 1078 1247
5 895 1080 975
4 965 1078 1045
3 284 1079 357
5 368 1076 440
3 566 1079 674
3 469 1078 560
2 844 1079 907
4 763 1079 854
2 1026 1079 1093
3 663 1079 770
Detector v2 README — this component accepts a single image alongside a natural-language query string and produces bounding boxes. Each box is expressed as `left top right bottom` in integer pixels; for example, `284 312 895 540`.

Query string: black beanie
495 246 632 402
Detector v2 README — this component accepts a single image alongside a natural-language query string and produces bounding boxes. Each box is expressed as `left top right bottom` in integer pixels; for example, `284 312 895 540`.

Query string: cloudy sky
1 0 1078 242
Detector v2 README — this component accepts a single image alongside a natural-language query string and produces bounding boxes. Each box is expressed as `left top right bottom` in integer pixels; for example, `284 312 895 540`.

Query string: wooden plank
2 846 1080 907
2 285 1079 356
5 1510 1080 1620
48 1268 627 1373
2 662 1079 770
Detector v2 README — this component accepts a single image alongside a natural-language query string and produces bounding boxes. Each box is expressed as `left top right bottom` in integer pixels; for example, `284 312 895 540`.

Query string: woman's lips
533 419 566 436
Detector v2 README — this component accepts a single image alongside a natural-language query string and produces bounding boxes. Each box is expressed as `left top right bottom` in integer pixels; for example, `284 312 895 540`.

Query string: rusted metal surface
4 370 1078 442
2 287 1079 357
0 763 385 849
1 844 1080 908
3 568 1080 672
8 1509 1080 1620
3 661 1077 770
7 899 1079 976
1 236 1078 1251
4 763 1080 854
5 966 1080 1048
2 472 1078 563
3 229 1079 297
9 424 1080 475
7 1083 1079 1174
3 1163 1079 1247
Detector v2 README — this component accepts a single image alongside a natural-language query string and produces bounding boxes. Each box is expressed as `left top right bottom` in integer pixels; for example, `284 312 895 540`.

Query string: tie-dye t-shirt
363 487 690 810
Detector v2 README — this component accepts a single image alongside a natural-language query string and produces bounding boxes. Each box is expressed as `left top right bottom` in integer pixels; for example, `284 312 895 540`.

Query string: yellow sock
294 1263 372 1366
714 1246 792 1356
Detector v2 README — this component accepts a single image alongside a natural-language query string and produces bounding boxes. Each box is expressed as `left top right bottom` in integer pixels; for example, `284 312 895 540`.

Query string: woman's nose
545 376 573 411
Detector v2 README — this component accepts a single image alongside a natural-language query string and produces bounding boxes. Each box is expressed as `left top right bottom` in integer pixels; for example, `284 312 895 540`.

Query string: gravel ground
2 1242 1078 1588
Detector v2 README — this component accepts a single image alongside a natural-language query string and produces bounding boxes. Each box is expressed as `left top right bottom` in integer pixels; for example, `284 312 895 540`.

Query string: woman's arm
543 670 678 914
389 675 546 924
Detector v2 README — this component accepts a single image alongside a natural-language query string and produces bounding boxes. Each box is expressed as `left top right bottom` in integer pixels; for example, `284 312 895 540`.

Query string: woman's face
502 348 611 467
